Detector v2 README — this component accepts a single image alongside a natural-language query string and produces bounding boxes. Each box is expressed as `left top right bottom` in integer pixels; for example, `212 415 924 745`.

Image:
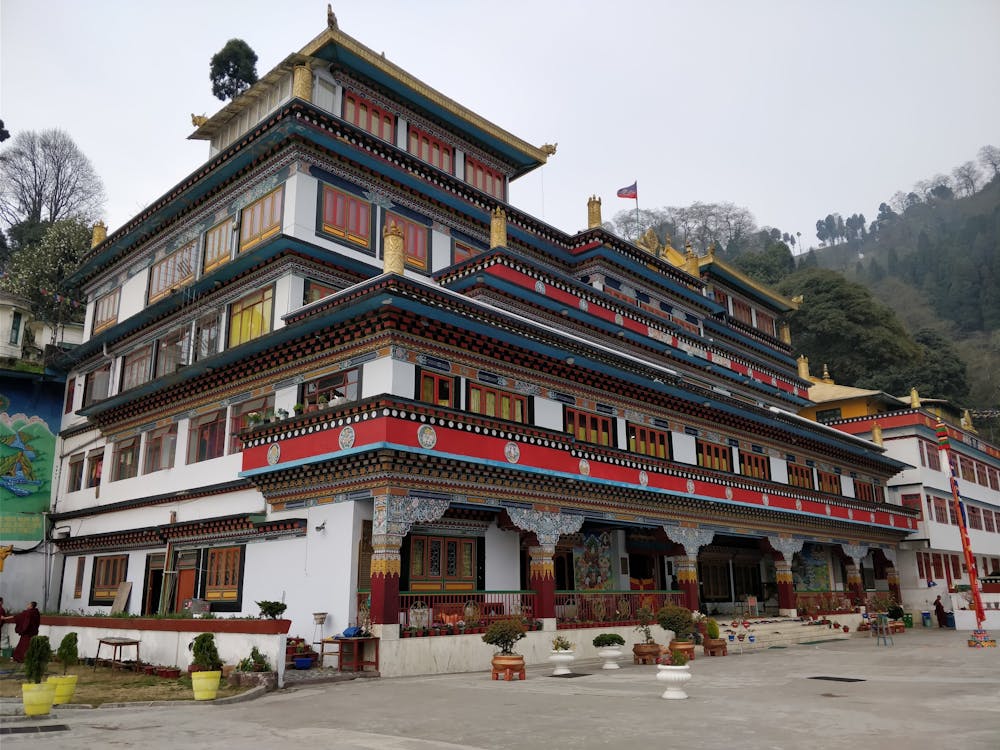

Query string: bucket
190 670 222 700
945 612 955 629
902 613 913 628
921 611 932 628
47 675 79 704
21 682 56 716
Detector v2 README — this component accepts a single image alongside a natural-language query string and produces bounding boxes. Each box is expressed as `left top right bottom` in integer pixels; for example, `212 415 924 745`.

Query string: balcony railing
397 591 537 634
554 590 683 628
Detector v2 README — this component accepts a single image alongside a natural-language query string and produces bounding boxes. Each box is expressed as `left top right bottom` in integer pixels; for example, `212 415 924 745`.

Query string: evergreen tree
210 39 259 101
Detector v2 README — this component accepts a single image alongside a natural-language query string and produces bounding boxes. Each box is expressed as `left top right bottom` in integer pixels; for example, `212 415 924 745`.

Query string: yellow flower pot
191 670 222 701
47 675 79 705
21 682 57 716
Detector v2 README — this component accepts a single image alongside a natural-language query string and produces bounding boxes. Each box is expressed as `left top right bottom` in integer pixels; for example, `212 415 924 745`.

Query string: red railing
397 591 537 635
554 590 683 628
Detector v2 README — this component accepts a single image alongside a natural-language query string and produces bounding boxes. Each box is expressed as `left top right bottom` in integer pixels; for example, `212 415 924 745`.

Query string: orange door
175 568 196 612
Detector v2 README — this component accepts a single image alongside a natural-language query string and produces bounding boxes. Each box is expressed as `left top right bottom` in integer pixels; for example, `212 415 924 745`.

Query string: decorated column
506 508 584 620
768 536 803 616
841 543 869 606
369 494 450 626
879 547 902 605
664 525 715 612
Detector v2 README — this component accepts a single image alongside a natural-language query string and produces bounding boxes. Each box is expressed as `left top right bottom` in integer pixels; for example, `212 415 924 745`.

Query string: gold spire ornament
490 207 507 249
587 195 602 229
383 222 405 275
91 221 107 248
191 114 209 127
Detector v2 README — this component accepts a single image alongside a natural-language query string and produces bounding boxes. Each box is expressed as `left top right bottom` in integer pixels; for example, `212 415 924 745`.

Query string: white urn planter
548 650 575 676
656 664 692 699
597 647 623 669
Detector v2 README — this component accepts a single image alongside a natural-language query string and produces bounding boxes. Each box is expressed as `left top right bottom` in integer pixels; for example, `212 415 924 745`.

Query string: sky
2 0 999 252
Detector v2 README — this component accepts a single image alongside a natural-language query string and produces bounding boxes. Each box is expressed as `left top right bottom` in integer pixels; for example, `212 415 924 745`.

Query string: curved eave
700 258 799 312
569 227 704 289
702 318 800 371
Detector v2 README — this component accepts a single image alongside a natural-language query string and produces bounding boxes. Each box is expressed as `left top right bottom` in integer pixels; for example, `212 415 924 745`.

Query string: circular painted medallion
686 478 695 494
534 280 546 294
504 441 521 464
579 458 591 476
639 470 649 486
579 298 589 311
615 313 624 325
417 424 437 449
848 508 854 520
794 498 802 511
724 486 733 500
266 443 281 466
870 512 876 522
762 493 769 506
339 426 356 450
825 504 831 516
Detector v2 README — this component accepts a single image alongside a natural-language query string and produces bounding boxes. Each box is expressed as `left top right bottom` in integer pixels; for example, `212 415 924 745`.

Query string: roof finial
327 4 338 29
821 364 833 383
909 387 921 409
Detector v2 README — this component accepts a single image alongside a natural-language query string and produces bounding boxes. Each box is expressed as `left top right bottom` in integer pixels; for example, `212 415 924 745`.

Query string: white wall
533 397 563 433
363 356 411 400
770 456 789 485
484 522 519 591
672 432 696 465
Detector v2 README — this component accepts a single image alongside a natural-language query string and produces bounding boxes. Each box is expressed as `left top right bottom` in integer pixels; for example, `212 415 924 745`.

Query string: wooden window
90 554 127 603
229 396 274 453
818 470 840 494
205 546 242 602
931 553 944 579
155 325 191 377
320 185 372 249
193 312 221 361
111 437 139 481
696 439 730 472
187 410 226 464
968 506 984 530
409 534 476 590
86 449 104 489
93 289 120 334
916 552 925 580
565 407 614 447
302 368 360 409
343 90 395 141
64 378 75 414
67 453 84 492
357 520 373 591
148 241 197 303
740 451 771 480
8 310 22 345
854 480 875 503
951 554 962 578
82 364 110 407
975 462 989 486
464 156 505 200
787 462 814 489
453 241 482 263
202 219 233 273
228 286 273 347
468 383 528 423
984 509 996 533
731 298 753 325
947 499 959 525
408 126 453 173
755 310 776 337
303 279 338 305
74 557 85 599
815 408 841 424
874 485 885 503
120 345 153 391
419 371 455 407
144 424 177 474
919 440 941 471
932 496 948 524
385 211 429 270
900 493 923 520
989 468 1000 491
239 187 283 251
627 423 670 459
713 289 729 311
959 456 976 482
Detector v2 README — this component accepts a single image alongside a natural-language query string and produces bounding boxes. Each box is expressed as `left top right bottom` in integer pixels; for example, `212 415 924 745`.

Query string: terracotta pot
491 654 526 681
632 643 661 664
669 640 696 662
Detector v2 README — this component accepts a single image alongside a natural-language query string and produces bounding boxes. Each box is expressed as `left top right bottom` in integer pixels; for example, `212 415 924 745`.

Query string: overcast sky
2 0 998 252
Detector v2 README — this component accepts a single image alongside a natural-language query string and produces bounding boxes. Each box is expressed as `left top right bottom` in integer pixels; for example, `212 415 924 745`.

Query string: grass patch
0 658 247 706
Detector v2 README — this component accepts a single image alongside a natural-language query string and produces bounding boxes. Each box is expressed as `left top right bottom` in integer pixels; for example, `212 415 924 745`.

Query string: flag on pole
616 182 638 199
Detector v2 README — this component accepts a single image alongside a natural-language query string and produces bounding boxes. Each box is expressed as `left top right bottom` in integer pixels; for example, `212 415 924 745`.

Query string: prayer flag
616 182 638 199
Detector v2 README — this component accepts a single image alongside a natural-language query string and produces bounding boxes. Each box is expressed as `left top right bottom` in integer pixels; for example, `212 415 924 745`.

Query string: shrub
551 635 573 651
57 632 79 674
188 633 223 671
887 604 904 621
237 646 271 672
256 600 288 619
23 636 53 684
635 606 657 644
482 618 526 655
705 618 720 640
592 633 626 648
656 604 694 641
664 648 689 667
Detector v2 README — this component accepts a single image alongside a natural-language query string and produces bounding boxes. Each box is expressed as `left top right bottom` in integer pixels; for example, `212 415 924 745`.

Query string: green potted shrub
593 632 626 670
256 600 288 619
21 635 55 716
188 633 223 700
632 606 661 664
657 604 696 662
48 632 79 704
702 617 727 656
549 635 575 675
482 618 527 680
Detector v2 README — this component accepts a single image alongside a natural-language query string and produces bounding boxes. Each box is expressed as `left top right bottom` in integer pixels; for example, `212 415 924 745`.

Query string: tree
733 241 795 286
210 39 259 101
952 161 981 197
978 145 1000 181
0 129 105 228
0 119 9 142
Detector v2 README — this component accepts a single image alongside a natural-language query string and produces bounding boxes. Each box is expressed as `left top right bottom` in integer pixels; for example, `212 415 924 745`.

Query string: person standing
933 595 948 628
11 601 41 662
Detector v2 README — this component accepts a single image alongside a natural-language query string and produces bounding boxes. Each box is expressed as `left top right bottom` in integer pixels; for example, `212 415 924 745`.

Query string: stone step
712 617 852 650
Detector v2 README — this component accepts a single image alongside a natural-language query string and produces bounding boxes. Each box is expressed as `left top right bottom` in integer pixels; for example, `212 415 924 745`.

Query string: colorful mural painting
791 542 831 592
574 532 614 591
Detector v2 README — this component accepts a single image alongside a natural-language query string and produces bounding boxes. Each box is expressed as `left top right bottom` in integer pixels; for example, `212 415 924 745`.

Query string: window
731 298 753 326
111 437 139 481
989 467 1000 491
74 557 85 599
408 126 453 173
67 453 84 492
959 456 976 482
303 279 338 305
193 312 221 361
120 345 153 391
303 369 360 408
228 286 273 347
343 90 394 141
64 378 76 414
9 310 21 345
900 493 923 519
465 156 504 200
144 424 177 474
86 449 104 489
815 408 842 424
975 462 989 486
409 534 476 589
818 470 840 495
453 241 482 264
82 364 111 407
468 383 528 423
919 440 941 471
968 505 984 531
951 554 962 578
229 396 275 453
385 211 429 270
854 480 875 503
205 546 243 602
696 439 730 472
93 289 120 334
932 496 948 524
91 554 128 604
565 408 614 447
238 187 283 251
187 410 226 463
419 371 456 407
948 499 959 525
202 219 233 274
985 509 997 533
755 310 776 337
148 241 198 303
627 424 670 459
320 185 372 249
155 326 191 377
741 451 772 480
787 462 814 489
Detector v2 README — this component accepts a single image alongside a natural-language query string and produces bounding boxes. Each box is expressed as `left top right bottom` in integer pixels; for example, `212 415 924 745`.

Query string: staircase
716 616 854 651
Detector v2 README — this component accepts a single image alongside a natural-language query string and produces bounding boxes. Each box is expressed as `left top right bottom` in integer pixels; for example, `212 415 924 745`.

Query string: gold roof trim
697 254 799 310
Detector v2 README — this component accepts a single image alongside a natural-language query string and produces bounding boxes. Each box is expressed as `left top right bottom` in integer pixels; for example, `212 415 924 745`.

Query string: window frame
301 368 360 409
111 436 139 482
407 126 453 174
202 219 233 274
143 423 178 474
565 407 614 447
854 480 875 503
696 439 731 472
786 462 814 490
228 286 274 348
86 449 104 489
148 241 198 304
92 289 120 334
319 184 373 250
155 325 192 378
90 554 128 605
204 546 244 603
67 452 85 493
818 470 841 495
193 311 221 362
740 451 772 480
467 382 529 424
9 310 22 345
238 186 284 252
343 90 395 141
120 344 153 392
384 210 429 271
187 410 227 464
418 370 457 408
464 155 505 200
229 396 275 454
627 423 670 460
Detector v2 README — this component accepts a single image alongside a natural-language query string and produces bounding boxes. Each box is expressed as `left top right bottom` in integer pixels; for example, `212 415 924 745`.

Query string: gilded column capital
506 508 584 546
767 535 804 561
663 525 715 555
372 494 450 538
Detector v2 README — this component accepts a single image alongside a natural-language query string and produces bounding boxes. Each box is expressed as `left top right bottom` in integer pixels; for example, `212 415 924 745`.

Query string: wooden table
94 637 141 671
336 636 379 672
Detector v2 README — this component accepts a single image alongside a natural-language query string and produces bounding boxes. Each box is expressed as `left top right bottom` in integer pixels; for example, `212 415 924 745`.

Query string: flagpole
634 180 640 237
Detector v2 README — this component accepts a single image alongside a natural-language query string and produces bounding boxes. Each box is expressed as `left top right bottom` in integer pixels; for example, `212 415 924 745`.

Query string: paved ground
1 627 998 750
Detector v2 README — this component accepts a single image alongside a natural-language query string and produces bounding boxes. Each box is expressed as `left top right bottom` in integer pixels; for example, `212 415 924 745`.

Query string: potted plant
293 403 304 415
318 394 329 409
256 600 288 619
276 408 289 421
233 646 277 690
188 633 223 700
633 607 661 664
549 635 575 676
702 617 727 656
48 632 79 704
657 603 696 662
21 635 55 716
593 632 625 670
656 647 692 700
482 618 527 681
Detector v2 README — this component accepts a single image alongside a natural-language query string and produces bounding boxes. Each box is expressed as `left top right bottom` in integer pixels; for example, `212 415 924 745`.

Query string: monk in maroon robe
11 601 40 662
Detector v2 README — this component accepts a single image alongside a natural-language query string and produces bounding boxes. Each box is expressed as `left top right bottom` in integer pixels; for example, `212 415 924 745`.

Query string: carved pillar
369 494 450 625
506 508 584 620
768 536 804 615
383 221 405 275
879 547 901 604
840 543 869 605
663 525 715 611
